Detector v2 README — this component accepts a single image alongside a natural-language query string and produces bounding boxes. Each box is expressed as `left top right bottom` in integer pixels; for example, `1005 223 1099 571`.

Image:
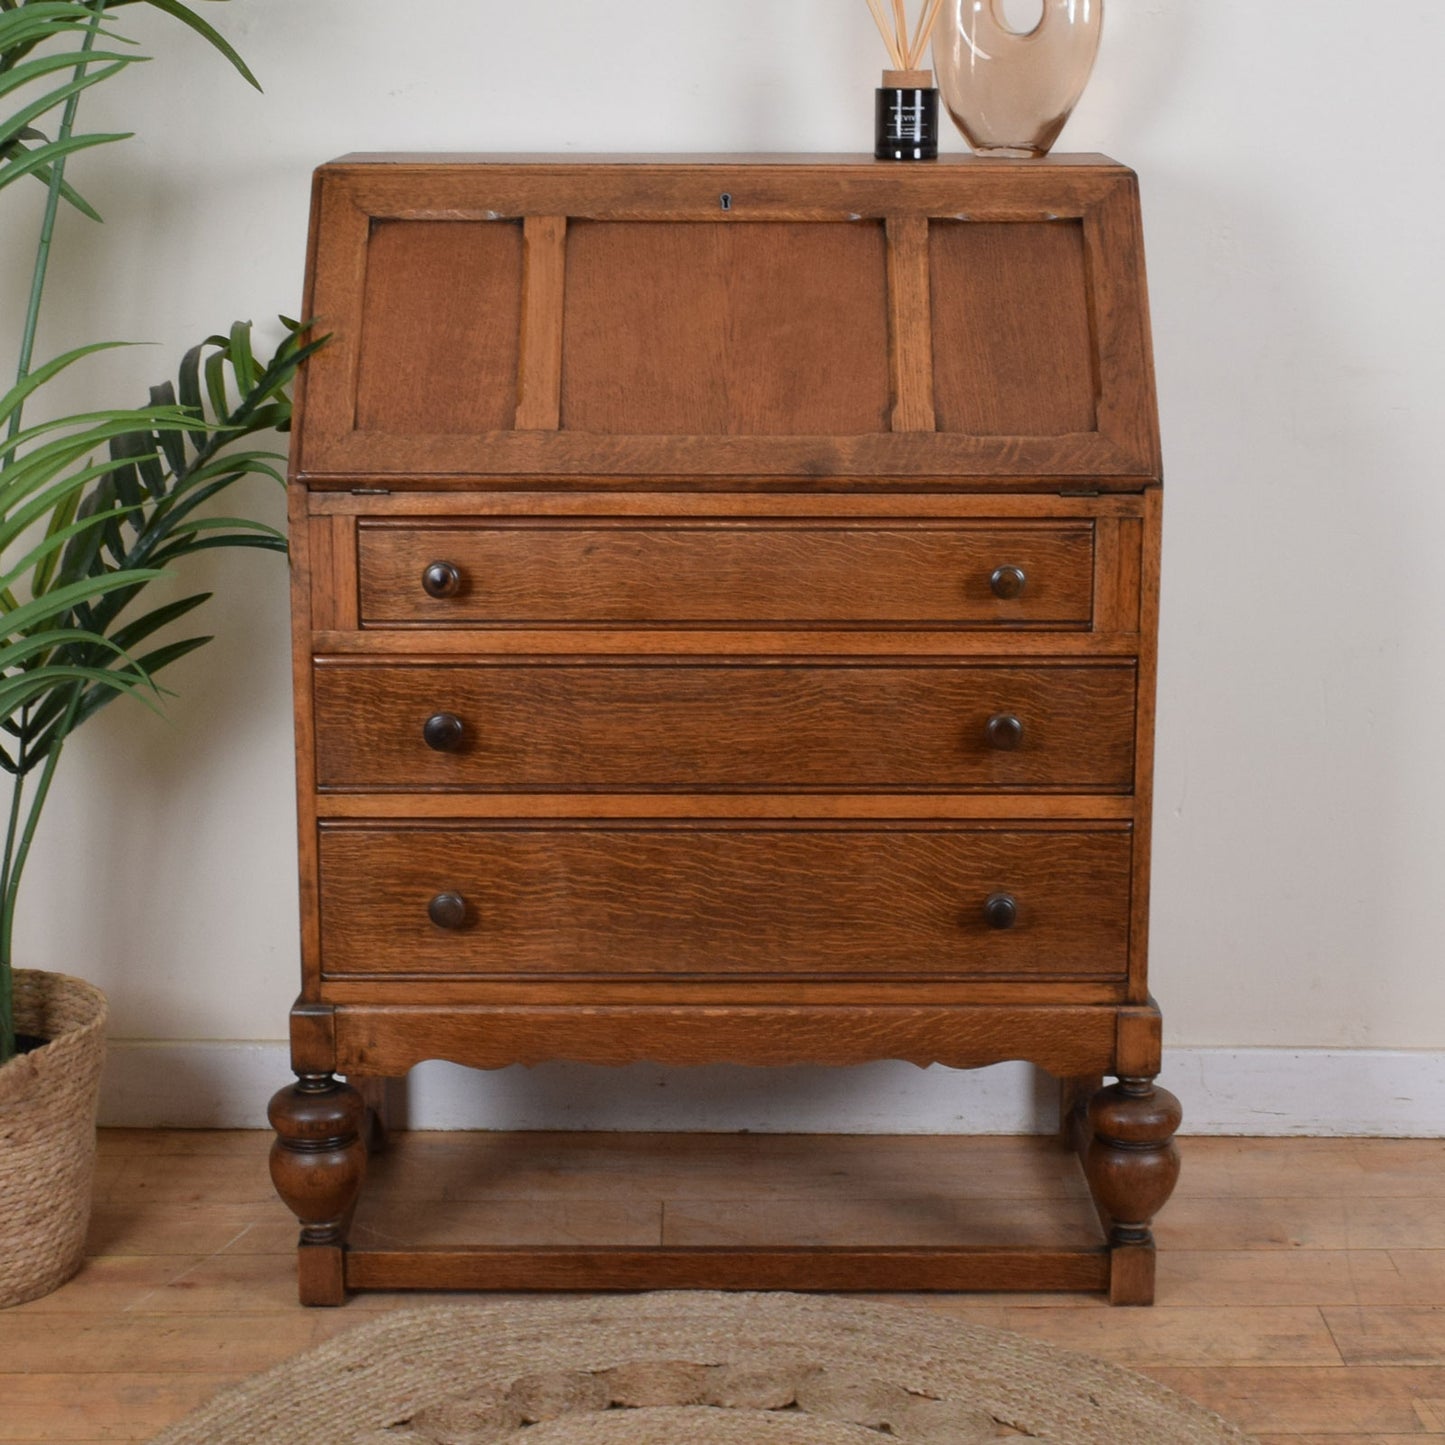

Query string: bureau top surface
293 154 1160 489
323 151 1129 171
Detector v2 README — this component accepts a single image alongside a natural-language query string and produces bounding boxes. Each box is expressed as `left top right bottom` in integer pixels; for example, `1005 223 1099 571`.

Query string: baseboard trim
98 1043 1445 1137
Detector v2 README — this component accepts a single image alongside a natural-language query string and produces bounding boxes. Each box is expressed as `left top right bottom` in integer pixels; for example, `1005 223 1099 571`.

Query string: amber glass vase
933 0 1103 158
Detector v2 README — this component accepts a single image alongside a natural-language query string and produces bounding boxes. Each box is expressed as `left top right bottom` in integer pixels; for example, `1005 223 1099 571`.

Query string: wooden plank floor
2 1130 1443 1442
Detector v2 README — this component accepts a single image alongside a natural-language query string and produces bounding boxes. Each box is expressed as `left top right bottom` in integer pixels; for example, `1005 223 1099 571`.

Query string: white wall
7 2 1445 1129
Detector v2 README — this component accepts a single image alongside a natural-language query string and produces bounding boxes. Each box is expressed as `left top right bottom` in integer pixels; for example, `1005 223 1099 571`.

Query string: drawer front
313 661 1136 792
355 521 1094 627
317 825 1131 980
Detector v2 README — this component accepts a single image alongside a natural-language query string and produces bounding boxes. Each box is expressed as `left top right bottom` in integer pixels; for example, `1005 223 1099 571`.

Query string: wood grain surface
515 215 566 431
331 1002 1122 1075
312 794 1136 823
314 628 1142 659
560 220 892 437
311 659 1137 792
317 977 1127 1007
355 520 1096 627
354 219 523 435
343 1246 1111 1294
885 215 936 433
300 430 1156 486
929 220 1096 436
315 823 1132 980
319 492 1145 519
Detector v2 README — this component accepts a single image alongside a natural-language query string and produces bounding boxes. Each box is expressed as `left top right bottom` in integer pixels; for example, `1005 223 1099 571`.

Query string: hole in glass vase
995 0 1046 36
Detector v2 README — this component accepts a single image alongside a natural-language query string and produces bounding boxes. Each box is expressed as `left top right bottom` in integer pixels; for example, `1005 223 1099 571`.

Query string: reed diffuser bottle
866 0 946 160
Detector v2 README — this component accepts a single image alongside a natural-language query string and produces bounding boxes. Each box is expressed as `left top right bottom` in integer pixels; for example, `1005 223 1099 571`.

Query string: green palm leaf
0 664 160 721
31 487 80 594
0 4 129 58
0 627 132 671
106 0 260 89
106 591 209 651
0 341 137 427
1 430 182 524
0 133 122 216
0 58 136 150
0 45 135 102
0 501 134 593
2 567 165 639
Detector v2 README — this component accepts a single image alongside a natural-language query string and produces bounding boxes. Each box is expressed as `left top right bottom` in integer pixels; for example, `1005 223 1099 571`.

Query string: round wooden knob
423 712 465 752
984 892 1018 930
427 891 467 930
990 564 1027 600
986 713 1024 750
421 561 462 599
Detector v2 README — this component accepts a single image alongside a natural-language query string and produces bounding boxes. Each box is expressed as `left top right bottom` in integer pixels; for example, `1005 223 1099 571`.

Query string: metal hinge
350 487 390 496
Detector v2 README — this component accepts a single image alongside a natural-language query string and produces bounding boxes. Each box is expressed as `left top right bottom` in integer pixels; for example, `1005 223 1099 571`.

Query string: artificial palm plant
0 0 321 1065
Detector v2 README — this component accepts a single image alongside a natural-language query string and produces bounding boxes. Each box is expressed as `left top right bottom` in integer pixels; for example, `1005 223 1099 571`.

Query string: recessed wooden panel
317 824 1131 980
312 660 1136 792
929 221 1097 437
356 521 1095 627
355 220 523 434
560 222 891 436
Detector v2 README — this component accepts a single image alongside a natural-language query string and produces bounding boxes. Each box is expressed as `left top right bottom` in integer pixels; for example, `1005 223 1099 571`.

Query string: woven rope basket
0 969 107 1308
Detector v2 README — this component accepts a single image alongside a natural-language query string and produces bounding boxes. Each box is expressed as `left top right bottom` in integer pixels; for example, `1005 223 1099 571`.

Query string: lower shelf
269 1093 1181 1309
343 1244 1112 1294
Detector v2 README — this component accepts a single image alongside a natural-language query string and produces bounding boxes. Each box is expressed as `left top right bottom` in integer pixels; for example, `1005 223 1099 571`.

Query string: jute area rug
150 1293 1255 1444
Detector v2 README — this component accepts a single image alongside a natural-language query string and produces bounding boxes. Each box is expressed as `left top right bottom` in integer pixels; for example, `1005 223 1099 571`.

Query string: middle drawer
313 659 1136 792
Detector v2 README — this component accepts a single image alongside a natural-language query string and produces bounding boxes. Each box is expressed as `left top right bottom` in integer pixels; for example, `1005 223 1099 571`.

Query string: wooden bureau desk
269 154 1179 1306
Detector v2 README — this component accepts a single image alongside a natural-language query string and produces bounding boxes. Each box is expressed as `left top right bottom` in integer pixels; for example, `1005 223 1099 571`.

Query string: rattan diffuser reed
865 0 947 86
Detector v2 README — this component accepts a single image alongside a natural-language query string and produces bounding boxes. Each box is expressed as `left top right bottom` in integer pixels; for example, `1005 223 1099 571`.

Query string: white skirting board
98 1043 1445 1137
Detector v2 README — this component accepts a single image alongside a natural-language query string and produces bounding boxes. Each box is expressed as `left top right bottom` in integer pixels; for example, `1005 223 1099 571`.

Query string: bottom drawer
317 823 1130 981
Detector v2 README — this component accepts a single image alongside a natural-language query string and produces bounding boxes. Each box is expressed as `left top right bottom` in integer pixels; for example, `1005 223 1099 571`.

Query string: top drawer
356 520 1094 628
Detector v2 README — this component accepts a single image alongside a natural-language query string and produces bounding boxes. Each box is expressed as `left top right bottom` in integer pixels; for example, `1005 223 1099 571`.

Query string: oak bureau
269 154 1180 1306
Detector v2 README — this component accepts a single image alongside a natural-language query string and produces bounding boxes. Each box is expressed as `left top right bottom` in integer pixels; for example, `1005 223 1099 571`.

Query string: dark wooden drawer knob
427 891 468 930
985 713 1025 750
422 712 466 752
989 564 1027 600
421 561 462 599
984 892 1018 930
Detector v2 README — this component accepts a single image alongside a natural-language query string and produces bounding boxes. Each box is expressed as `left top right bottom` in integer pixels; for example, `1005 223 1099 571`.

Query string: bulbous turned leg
269 1073 366 1306
1084 1077 1182 1305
